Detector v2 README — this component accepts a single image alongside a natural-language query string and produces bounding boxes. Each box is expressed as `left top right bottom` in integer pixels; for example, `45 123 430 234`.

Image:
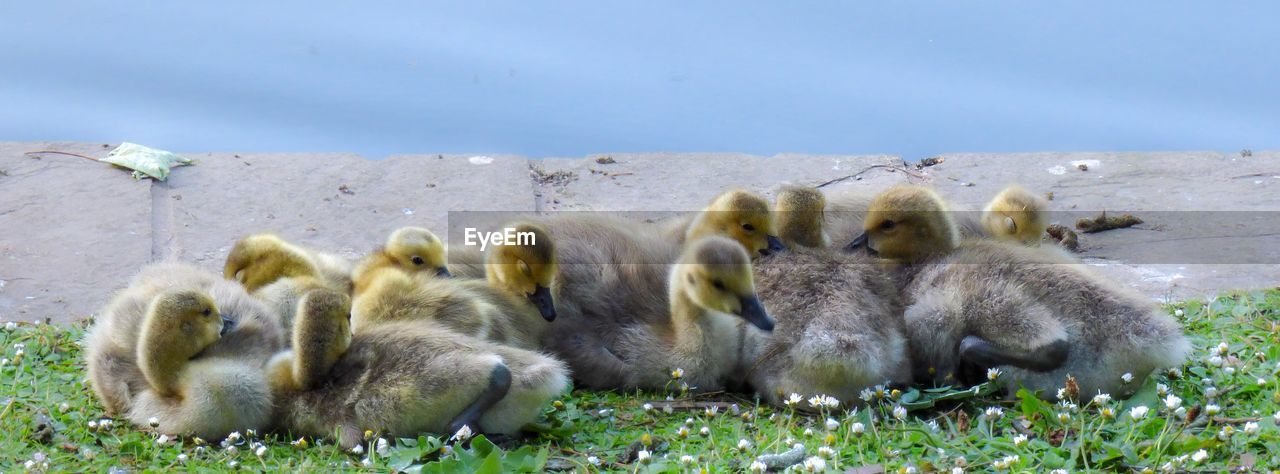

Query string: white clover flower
31 452 45 463
1163 394 1182 411
1245 421 1260 435
1121 373 1134 384
1092 393 1112 405
1156 383 1168 397
1174 309 1184 317
177 453 188 463
671 368 684 379
825 418 839 431
58 402 69 413
1258 378 1268 387
737 439 752 451
983 406 1004 420
1217 426 1235 440
637 450 652 464
450 424 473 442
803 427 814 437
893 405 908 420
824 396 840 409
24 460 35 470
148 417 160 428
986 368 1001 381
1012 434 1027 446
156 434 170 445
1224 367 1236 375
1205 404 1221 415
802 456 827 472
255 445 268 457
87 420 98 431
954 456 967 467
1216 342 1229 355
376 438 390 456
676 426 690 438
679 454 695 465
1207 355 1224 367
1129 406 1150 420
786 393 804 407
684 417 695 426
749 460 768 473
1204 386 1219 398
587 456 601 466
1191 449 1208 463
350 444 364 455
818 446 835 459
1167 367 1182 378
3 322 16 331
992 455 1019 470
851 422 866 435
699 426 711 437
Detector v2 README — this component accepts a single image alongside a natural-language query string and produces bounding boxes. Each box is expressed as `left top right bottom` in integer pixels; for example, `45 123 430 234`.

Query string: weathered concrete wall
2 142 1276 323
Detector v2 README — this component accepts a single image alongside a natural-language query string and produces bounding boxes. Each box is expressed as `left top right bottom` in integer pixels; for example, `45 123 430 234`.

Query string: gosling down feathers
847 185 1190 398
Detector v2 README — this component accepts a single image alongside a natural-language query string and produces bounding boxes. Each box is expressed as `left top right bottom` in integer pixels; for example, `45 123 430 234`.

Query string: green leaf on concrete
100 142 193 181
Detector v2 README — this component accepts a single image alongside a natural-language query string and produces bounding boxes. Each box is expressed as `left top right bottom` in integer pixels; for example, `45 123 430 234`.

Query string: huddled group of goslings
83 183 1190 447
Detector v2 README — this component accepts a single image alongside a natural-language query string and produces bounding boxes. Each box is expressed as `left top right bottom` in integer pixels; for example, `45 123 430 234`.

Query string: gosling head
486 223 558 321
385 227 451 277
291 288 352 390
138 290 229 395
675 236 774 331
981 185 1048 245
223 233 286 280
688 189 787 257
845 185 959 263
773 185 830 248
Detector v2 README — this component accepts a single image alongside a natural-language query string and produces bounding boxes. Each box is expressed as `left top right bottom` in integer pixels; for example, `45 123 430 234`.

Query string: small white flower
450 424 473 442
587 455 601 466
87 420 98 431
226 431 242 443
803 427 814 437
1163 394 1182 411
684 417 695 426
1057 412 1071 423
642 403 653 412
986 368 1001 381
951 468 964 474
954 456 967 467
818 446 836 459
1258 378 1268 387
1092 393 1112 405
245 429 257 437
1174 407 1186 417
1205 404 1221 415
825 396 840 409
704 405 719 418
699 426 711 437
749 460 768 473
663 405 673 414
737 439 751 451
376 437 390 456
156 434 170 445
1012 434 1028 446
1207 355 1224 367
31 452 45 463
676 426 690 438
228 460 239 468
148 417 160 428
1129 406 1150 420
893 405 908 420
680 454 695 465
1204 386 1219 398
1049 470 1067 474
992 455 1019 470
786 393 804 407
1216 342 1229 355
1191 449 1208 463
24 460 35 470
983 406 1004 420
851 422 866 435
1056 388 1067 400
1121 372 1134 384
1174 309 1184 317
225 445 238 456
360 457 372 467
1156 383 1168 397
13 349 23 358
1244 421 1260 435
825 417 839 431
177 453 189 463
291 438 308 448
350 444 364 455
1217 426 1235 440
671 368 684 379
903 466 918 474
1167 366 1183 378
926 419 940 432
255 445 267 457
859 387 874 401
1224 367 1236 375
3 322 16 331
637 450 652 464
802 456 827 472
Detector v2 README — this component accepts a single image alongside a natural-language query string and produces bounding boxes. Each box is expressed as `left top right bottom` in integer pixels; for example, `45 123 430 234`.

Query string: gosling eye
411 256 426 266
712 279 726 291
880 220 896 230
202 308 212 317
741 223 756 232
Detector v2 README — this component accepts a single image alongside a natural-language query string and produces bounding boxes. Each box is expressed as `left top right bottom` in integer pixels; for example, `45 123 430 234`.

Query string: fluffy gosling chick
269 290 569 449
224 233 352 293
128 290 274 439
604 236 775 391
848 185 1190 398
773 185 831 248
666 189 787 257
746 186 911 407
981 185 1049 244
351 227 451 295
85 262 283 416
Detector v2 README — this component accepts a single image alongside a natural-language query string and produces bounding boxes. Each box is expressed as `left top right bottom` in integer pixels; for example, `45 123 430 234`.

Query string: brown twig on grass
1075 211 1143 233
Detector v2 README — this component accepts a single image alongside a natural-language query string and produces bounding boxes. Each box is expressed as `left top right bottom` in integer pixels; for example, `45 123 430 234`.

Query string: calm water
2 1 1277 159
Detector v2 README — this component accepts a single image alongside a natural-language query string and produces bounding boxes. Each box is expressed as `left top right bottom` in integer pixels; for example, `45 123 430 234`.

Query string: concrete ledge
1 143 1276 323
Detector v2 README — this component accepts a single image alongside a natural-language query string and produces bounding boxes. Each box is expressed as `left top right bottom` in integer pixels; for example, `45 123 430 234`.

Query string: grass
3 289 1280 472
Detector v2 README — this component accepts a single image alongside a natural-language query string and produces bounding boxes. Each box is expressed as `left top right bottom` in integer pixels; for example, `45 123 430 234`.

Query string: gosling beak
436 267 453 278
843 233 868 254
527 285 556 321
736 295 775 331
761 235 787 256
220 315 236 336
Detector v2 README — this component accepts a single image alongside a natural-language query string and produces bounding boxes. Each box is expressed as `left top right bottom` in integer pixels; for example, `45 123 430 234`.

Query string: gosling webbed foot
444 363 512 438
